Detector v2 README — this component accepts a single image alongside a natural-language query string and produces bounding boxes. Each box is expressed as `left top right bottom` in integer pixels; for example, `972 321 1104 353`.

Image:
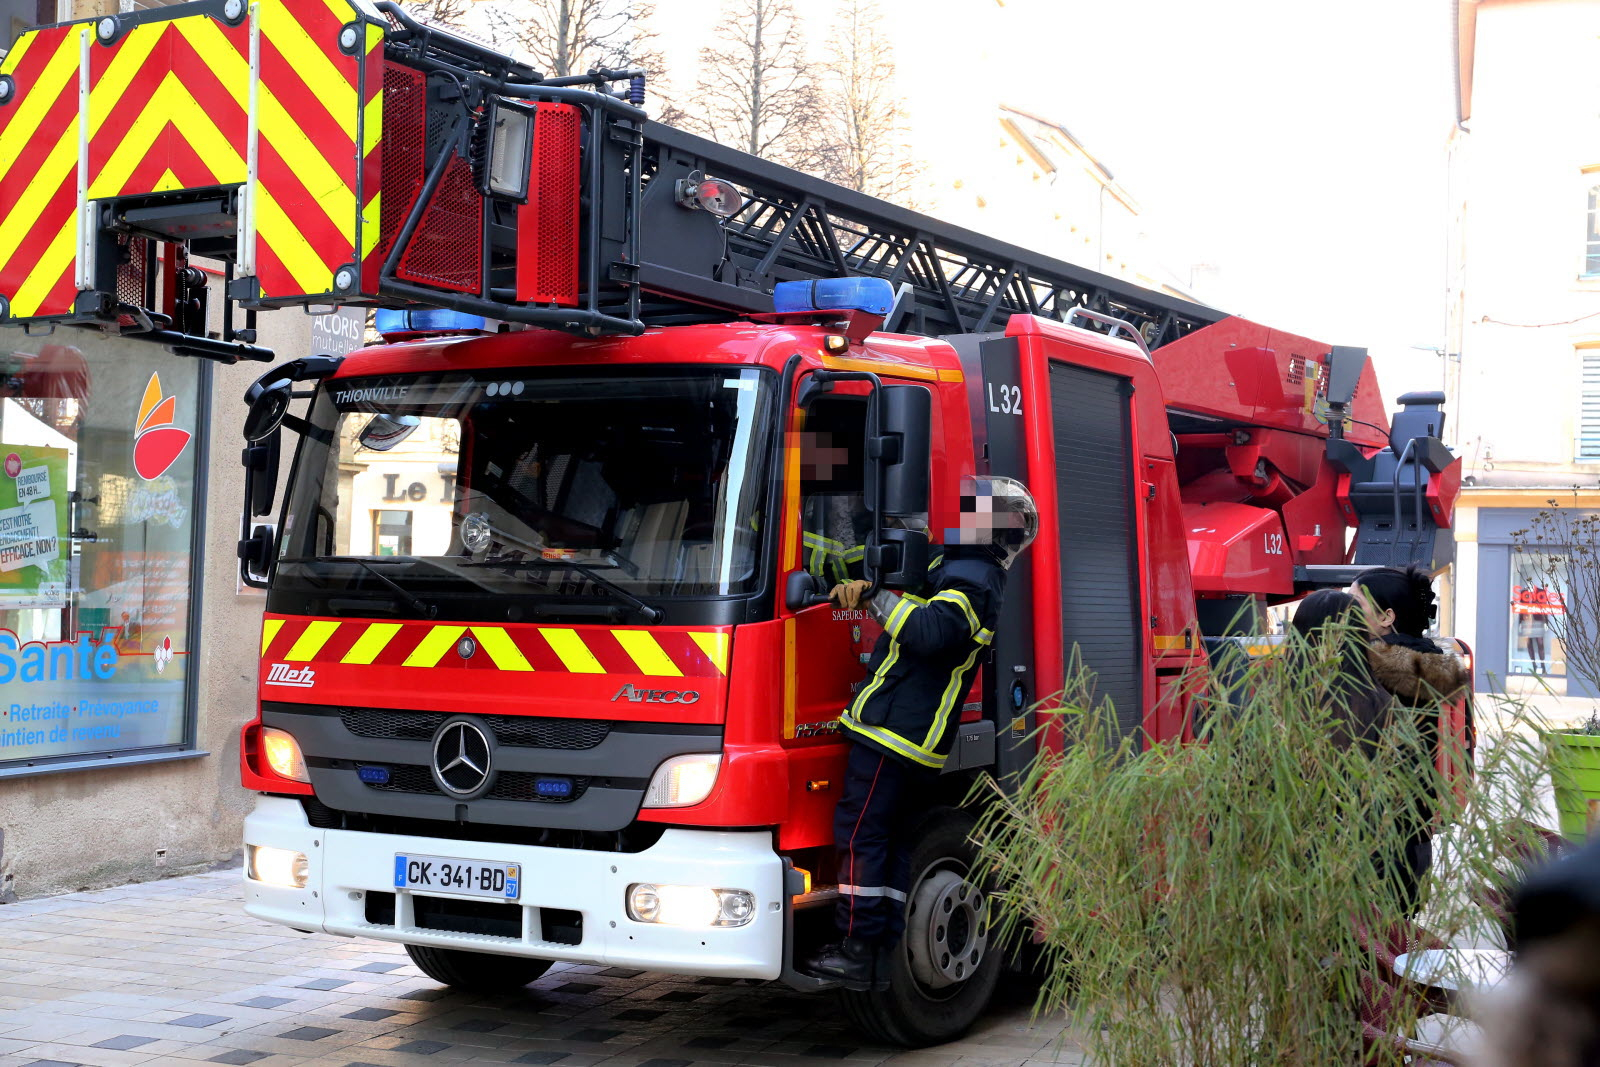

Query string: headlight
246 844 308 888
261 727 309 783
626 883 755 927
641 753 720 808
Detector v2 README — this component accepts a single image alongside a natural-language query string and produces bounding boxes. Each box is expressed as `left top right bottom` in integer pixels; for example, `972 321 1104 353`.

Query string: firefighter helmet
950 475 1038 570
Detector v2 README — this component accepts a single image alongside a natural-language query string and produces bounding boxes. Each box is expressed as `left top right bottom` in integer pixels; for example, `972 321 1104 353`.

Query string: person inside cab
802 475 1039 989
799 400 872 586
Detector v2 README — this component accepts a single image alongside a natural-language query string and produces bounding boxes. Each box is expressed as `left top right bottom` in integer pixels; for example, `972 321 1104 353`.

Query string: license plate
393 854 520 900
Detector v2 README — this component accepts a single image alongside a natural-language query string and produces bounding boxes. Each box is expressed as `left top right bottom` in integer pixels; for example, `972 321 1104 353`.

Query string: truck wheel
840 807 1002 1047
405 944 552 993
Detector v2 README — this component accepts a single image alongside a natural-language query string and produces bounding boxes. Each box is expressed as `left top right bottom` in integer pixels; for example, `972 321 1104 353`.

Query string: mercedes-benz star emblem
431 719 494 797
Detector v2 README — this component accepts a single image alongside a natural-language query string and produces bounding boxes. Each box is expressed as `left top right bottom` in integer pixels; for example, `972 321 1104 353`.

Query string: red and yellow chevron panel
0 23 89 319
261 616 731 677
258 615 734 723
0 0 386 320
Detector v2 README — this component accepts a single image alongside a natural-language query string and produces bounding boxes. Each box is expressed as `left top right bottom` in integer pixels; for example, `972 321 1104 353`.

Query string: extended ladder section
0 0 1222 360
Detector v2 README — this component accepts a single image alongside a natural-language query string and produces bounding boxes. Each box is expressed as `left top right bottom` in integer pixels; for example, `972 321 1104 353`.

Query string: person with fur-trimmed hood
1350 564 1472 912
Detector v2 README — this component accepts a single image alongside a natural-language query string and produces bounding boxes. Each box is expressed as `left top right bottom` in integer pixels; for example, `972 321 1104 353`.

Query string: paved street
0 871 1080 1067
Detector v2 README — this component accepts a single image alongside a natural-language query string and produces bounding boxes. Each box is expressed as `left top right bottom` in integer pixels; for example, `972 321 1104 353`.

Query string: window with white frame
1580 347 1600 460
1588 176 1600 277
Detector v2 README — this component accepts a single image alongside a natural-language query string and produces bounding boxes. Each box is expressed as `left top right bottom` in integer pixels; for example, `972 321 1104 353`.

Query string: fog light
626 883 756 928
641 753 720 808
261 727 309 783
247 845 309 888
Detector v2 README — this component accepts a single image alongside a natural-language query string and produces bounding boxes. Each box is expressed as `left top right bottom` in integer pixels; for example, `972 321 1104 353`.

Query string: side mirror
785 569 829 612
243 379 292 442
241 430 281 518
869 527 930 590
867 385 931 518
238 523 276 588
358 413 420 452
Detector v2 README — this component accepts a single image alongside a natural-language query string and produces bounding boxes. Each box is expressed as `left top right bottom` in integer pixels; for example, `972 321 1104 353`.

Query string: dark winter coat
1365 635 1472 828
838 551 1005 770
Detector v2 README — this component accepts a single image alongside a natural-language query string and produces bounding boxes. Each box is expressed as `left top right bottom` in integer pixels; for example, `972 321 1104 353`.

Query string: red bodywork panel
1152 317 1389 450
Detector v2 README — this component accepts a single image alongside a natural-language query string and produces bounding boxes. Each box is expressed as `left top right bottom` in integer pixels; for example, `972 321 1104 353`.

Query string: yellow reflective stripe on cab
542 628 605 673
403 625 467 667
472 627 534 672
284 620 339 661
259 618 284 656
342 622 401 664
690 631 729 675
614 630 683 676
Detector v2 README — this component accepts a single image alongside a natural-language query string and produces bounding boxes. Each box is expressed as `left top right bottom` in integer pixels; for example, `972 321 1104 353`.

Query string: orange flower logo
133 372 192 481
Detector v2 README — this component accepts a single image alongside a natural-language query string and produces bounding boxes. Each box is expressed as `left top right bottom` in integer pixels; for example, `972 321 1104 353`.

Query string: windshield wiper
280 556 437 619
463 555 663 623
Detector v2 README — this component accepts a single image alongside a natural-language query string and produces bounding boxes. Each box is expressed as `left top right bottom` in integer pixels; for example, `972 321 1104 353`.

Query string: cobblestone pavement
0 871 1083 1067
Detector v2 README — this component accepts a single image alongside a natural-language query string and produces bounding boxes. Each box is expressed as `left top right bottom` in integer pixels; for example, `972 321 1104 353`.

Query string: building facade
1445 0 1600 696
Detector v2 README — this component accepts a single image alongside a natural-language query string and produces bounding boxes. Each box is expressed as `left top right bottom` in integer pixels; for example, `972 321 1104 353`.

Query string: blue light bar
375 307 489 339
533 776 574 799
773 277 895 316
357 764 392 785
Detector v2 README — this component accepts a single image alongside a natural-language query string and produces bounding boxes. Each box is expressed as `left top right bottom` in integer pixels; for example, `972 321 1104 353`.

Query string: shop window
372 510 414 556
0 336 203 774
1511 548 1568 677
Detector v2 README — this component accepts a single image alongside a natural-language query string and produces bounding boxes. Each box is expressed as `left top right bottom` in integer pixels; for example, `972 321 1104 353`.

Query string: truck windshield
270 366 774 620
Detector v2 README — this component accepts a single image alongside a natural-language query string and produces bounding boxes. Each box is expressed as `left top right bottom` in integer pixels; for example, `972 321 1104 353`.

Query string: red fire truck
0 0 1466 1045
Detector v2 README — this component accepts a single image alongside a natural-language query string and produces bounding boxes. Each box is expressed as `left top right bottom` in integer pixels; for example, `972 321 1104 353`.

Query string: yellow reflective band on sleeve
614 630 683 677
260 618 284 656
541 628 606 673
930 589 980 636
976 628 994 646
342 622 401 664
847 639 902 719
883 597 915 638
920 644 984 754
284 620 339 662
403 625 467 667
843 545 865 563
472 627 534 672
929 554 944 570
690 631 730 675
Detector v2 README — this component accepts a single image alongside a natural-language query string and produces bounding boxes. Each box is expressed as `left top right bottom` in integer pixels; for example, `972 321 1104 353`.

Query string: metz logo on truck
611 684 699 704
264 663 315 688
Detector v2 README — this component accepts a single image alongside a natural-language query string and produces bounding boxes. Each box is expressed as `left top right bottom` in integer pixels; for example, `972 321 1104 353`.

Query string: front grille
340 708 611 750
365 764 591 804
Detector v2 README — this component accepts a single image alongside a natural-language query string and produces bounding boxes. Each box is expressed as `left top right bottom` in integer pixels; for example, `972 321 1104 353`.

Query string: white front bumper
242 795 785 979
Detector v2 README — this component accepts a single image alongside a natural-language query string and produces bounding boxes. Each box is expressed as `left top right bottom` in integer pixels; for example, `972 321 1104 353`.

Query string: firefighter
801 475 1039 989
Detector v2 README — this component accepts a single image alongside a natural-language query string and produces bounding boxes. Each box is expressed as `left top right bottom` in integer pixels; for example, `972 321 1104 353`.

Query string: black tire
840 807 1003 1047
404 944 553 993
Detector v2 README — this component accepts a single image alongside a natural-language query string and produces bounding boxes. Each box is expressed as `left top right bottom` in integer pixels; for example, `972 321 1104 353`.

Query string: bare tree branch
474 0 683 123
686 0 819 169
397 0 474 29
812 0 924 206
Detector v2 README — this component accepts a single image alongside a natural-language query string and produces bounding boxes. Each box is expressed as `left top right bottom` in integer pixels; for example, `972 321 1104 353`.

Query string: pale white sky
470 0 1459 396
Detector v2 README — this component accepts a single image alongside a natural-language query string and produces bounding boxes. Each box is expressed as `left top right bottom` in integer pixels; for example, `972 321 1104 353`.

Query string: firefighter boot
801 937 888 991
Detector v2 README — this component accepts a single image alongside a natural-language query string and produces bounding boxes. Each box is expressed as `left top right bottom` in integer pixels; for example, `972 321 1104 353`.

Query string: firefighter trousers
832 741 935 945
